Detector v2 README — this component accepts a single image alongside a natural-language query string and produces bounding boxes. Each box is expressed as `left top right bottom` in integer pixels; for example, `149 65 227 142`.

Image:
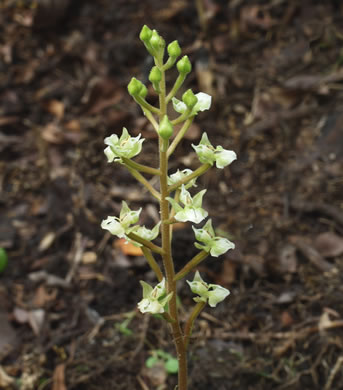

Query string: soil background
1 1 343 389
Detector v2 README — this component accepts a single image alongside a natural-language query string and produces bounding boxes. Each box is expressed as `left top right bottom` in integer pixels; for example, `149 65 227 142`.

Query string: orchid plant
101 26 236 390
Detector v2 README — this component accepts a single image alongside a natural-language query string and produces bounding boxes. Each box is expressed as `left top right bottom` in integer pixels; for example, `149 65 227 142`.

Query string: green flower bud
182 89 198 109
167 40 181 58
150 30 165 53
128 77 144 97
158 115 173 139
140 25 152 43
177 55 192 74
139 84 148 98
149 66 162 83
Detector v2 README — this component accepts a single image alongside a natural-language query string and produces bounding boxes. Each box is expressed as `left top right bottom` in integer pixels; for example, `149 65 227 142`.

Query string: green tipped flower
168 169 197 190
187 271 230 307
101 201 142 238
172 92 211 116
128 77 145 97
182 89 198 109
192 132 237 169
140 25 153 43
166 185 208 224
177 55 192 74
138 279 173 314
167 40 181 58
104 128 144 163
158 115 173 140
192 219 235 257
128 222 161 247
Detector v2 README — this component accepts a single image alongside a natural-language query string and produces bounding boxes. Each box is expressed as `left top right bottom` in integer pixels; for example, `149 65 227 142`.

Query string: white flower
192 219 235 257
127 222 161 247
104 127 144 163
192 133 237 169
166 185 208 224
138 278 173 314
172 92 212 116
168 169 197 190
187 271 230 308
101 201 141 238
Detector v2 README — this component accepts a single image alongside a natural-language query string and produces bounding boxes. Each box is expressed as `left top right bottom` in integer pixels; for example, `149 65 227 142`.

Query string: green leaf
146 356 159 368
165 358 179 374
0 248 8 273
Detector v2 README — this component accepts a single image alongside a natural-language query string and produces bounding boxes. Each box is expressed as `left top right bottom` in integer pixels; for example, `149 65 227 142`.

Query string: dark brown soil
1 1 343 389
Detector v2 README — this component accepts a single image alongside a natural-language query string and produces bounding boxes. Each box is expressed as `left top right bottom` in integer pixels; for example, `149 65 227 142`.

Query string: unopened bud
140 25 152 43
158 115 173 139
182 89 198 109
149 66 162 83
128 77 144 97
177 55 192 75
167 40 181 58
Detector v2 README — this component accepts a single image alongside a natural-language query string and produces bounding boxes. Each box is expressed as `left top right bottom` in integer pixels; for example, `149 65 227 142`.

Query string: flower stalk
100 25 237 390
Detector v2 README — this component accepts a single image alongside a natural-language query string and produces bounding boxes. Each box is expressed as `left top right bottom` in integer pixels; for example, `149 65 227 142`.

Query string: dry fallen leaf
115 238 143 256
314 232 343 258
43 99 65 119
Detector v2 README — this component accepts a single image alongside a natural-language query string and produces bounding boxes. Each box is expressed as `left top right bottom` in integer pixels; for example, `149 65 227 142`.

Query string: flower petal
207 285 230 307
